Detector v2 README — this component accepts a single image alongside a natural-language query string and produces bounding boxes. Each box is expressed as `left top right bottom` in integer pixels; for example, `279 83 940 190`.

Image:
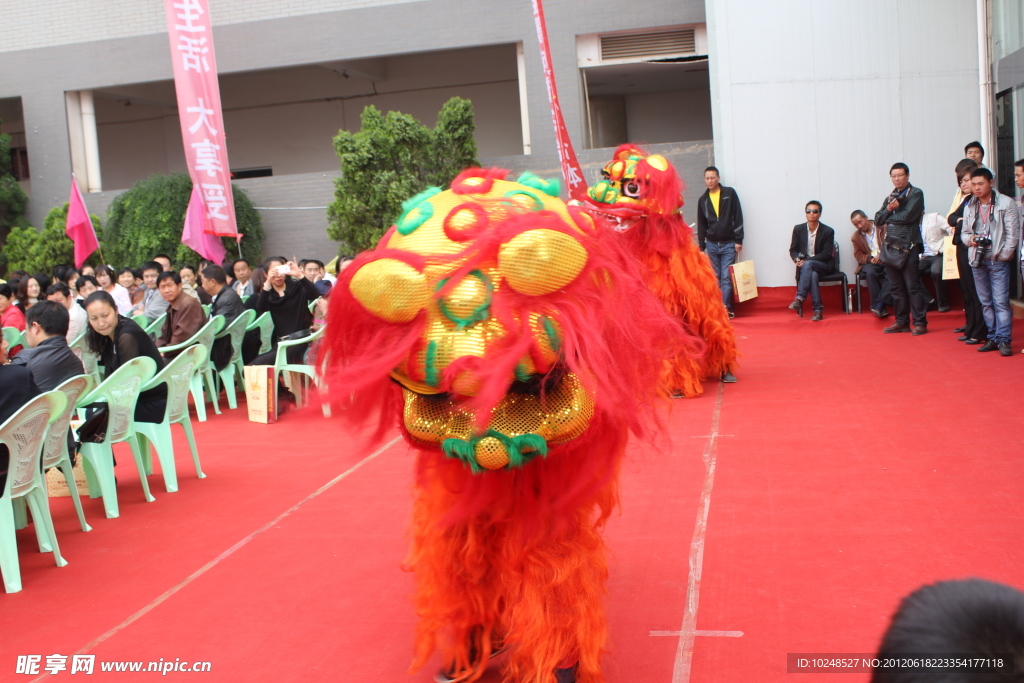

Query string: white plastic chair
43 375 96 532
159 315 224 421
0 391 70 593
213 310 255 410
69 333 102 386
135 345 207 493
78 356 158 519
273 326 326 411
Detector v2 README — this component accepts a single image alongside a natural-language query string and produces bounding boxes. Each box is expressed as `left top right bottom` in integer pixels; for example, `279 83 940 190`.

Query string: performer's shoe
727 308 735 319
721 371 737 383
671 391 685 398
555 665 578 683
434 636 507 682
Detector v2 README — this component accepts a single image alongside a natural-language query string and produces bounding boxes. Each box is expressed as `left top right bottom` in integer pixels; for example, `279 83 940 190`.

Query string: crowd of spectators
0 252 351 490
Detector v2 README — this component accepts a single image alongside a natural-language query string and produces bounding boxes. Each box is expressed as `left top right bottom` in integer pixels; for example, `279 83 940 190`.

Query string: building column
517 42 532 155
80 90 102 192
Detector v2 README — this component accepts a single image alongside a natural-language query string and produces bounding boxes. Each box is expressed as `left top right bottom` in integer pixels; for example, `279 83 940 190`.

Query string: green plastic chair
43 375 96 532
213 310 255 409
308 297 321 313
202 304 211 315
273 325 326 412
3 326 24 350
69 333 102 386
247 311 275 356
144 312 167 336
0 391 69 593
159 315 224 422
131 314 148 327
135 345 207 494
78 356 158 519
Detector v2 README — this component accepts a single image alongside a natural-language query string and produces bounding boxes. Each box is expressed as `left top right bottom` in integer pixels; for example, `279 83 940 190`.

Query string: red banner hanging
164 0 238 243
531 0 588 202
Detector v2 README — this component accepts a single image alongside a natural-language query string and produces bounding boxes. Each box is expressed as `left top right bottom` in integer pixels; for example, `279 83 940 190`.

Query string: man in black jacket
202 265 246 371
13 301 85 391
0 334 41 492
787 201 836 321
874 163 927 335
696 166 744 317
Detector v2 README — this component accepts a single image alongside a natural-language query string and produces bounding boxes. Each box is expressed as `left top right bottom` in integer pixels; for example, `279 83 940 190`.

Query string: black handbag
880 235 913 269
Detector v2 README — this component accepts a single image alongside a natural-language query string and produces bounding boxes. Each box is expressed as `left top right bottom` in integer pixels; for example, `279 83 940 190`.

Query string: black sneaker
555 665 578 683
978 340 998 352
721 371 737 383
727 309 735 319
434 633 507 682
999 342 1012 356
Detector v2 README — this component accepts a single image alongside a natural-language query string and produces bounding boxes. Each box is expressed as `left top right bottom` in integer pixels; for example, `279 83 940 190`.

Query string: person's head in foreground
871 578 1024 683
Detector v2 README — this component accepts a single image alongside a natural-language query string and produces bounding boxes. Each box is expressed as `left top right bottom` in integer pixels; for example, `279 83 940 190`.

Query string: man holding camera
874 163 927 334
960 167 1020 356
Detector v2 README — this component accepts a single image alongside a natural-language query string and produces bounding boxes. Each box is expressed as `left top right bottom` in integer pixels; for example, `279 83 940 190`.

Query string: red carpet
4 305 1023 682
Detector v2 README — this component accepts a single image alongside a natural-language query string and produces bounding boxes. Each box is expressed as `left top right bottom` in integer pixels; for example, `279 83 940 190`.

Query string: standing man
696 166 744 318
961 167 1020 356
787 201 835 321
875 163 927 335
965 142 986 168
851 210 892 317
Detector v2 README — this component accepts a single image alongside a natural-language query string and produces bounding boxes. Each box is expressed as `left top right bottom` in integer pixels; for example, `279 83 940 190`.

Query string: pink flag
532 0 588 202
164 0 238 240
181 185 227 263
65 176 99 268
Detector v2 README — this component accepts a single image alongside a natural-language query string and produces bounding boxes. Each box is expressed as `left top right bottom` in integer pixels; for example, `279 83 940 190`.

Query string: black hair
263 256 286 271
25 300 69 337
806 200 822 212
141 261 162 275
890 162 910 175
201 265 227 285
132 268 142 279
1015 158 1024 171
116 266 135 278
76 275 99 291
0 283 12 299
955 158 979 179
94 265 115 282
153 253 171 262
964 141 984 156
303 259 325 270
704 166 720 176
970 167 994 181
83 290 121 354
179 264 197 275
156 271 181 286
850 209 867 219
871 579 1024 683
46 282 72 299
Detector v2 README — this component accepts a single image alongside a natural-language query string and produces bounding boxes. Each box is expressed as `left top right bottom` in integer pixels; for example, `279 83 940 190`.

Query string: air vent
600 29 696 61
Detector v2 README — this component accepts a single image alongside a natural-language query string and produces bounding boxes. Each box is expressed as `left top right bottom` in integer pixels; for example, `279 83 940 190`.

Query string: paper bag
46 461 90 497
942 236 959 279
244 365 277 424
729 260 758 302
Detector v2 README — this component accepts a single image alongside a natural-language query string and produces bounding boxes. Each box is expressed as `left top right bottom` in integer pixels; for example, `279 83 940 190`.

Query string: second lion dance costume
321 168 695 682
584 145 740 397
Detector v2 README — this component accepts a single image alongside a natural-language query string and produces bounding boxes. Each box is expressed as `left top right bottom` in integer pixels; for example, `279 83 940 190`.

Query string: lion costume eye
499 229 588 296
349 258 431 323
622 180 641 199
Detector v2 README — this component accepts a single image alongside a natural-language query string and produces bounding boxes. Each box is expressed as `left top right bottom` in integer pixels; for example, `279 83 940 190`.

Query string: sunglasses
805 209 820 214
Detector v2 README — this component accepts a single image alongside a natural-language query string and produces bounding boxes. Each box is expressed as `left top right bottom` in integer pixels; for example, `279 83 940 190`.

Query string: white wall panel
708 0 980 286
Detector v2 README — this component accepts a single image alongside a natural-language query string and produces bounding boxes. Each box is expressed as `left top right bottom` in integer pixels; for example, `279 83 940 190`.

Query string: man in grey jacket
12 301 85 391
961 167 1021 356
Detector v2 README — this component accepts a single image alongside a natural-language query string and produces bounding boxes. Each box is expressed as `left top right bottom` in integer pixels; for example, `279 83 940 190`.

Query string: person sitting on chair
0 334 41 491
249 257 320 367
788 201 836 321
154 272 207 359
11 301 84 391
851 210 893 318
202 265 245 371
46 283 88 343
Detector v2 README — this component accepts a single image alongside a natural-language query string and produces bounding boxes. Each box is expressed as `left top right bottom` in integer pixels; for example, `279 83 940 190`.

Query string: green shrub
4 204 103 274
104 173 263 268
327 97 478 253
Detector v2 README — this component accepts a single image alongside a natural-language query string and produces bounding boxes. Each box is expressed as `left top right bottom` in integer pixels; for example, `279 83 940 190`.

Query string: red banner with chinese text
531 0 588 202
164 0 237 239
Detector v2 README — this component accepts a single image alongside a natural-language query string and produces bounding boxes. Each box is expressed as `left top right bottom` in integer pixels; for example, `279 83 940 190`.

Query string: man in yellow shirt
696 166 744 318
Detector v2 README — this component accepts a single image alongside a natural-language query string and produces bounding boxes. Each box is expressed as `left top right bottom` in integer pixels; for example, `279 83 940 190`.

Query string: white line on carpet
672 382 726 683
651 630 743 637
30 435 402 682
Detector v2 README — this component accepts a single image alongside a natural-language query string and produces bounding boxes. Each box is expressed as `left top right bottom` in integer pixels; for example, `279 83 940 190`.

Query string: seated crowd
0 252 351 489
780 142 1022 357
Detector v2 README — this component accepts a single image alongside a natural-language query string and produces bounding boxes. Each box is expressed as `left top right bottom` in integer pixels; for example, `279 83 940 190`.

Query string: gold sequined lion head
322 168 684 474
585 145 682 232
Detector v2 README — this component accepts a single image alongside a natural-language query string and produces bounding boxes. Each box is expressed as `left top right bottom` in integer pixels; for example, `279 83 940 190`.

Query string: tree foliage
327 97 478 253
103 173 264 268
4 204 104 274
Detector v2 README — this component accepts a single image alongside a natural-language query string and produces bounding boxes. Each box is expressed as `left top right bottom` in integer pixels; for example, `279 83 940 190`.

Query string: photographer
960 167 1020 356
874 163 927 335
249 256 319 366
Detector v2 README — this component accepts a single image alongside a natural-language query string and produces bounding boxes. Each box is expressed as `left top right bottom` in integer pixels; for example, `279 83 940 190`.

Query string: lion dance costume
585 145 739 397
321 168 695 682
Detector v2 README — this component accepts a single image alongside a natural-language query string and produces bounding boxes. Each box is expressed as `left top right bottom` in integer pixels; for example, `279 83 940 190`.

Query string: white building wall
707 0 981 287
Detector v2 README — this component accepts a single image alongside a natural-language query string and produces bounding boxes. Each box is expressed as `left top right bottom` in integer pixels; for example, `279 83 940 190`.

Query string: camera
975 236 992 248
971 235 993 266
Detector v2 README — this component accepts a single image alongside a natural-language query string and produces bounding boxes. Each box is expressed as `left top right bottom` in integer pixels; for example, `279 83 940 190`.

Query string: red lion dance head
320 167 693 682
